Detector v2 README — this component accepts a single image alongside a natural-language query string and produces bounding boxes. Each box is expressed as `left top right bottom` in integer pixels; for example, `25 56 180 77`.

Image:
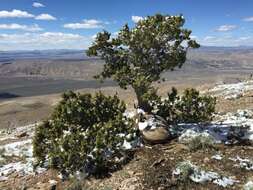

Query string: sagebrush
187 135 215 152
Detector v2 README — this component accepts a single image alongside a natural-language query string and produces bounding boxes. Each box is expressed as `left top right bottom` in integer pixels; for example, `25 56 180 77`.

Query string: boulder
138 114 172 144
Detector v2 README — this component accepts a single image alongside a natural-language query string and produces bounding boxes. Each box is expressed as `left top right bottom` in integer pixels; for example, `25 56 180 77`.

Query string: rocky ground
0 79 253 190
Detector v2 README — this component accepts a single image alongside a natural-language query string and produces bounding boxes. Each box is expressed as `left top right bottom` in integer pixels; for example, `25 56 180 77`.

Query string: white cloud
35 14 57 20
0 23 43 32
131 16 143 23
32 2 45 8
243 17 253 22
0 9 34 18
215 25 237 32
0 10 56 21
63 19 104 29
0 32 92 50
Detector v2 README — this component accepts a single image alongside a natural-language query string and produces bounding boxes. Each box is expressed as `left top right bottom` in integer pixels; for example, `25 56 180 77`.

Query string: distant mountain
193 46 253 53
1 46 253 60
0 49 89 61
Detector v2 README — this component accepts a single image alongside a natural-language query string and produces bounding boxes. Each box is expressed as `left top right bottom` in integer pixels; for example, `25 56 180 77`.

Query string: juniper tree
33 91 137 176
87 14 200 112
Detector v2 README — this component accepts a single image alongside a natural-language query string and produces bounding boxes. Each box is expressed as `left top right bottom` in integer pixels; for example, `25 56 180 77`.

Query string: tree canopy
87 14 200 111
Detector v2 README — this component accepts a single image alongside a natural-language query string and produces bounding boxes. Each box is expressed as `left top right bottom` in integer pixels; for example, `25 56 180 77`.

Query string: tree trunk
134 87 152 113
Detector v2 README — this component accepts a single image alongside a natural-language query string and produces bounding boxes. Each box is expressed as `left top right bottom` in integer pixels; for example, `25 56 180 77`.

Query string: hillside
0 79 252 189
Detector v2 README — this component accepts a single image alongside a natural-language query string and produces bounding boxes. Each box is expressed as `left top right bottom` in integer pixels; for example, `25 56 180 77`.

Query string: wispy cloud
0 23 43 32
243 17 253 22
0 32 92 50
0 9 34 18
203 36 217 41
35 14 57 20
63 19 104 29
32 2 45 8
39 32 82 41
199 35 253 46
190 35 198 39
215 25 237 32
131 16 143 23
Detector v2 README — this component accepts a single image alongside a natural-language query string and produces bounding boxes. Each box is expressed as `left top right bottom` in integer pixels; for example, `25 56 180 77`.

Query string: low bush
150 88 216 124
175 161 195 182
66 178 89 190
187 135 215 152
66 179 83 190
33 91 136 177
177 88 216 123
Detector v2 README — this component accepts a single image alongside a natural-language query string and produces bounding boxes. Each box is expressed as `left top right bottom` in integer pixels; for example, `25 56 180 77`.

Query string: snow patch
138 117 157 131
244 181 253 190
213 177 237 187
177 109 253 144
0 139 32 157
211 154 223 160
173 161 238 187
209 80 253 100
0 123 46 181
229 156 253 170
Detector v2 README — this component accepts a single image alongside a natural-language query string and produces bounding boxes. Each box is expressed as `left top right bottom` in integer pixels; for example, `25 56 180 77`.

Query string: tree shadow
0 92 20 99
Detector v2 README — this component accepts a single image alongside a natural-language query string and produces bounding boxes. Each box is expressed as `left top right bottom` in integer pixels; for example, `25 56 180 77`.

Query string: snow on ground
229 156 253 171
1 139 32 157
173 161 238 187
0 80 252 184
211 154 223 160
0 123 46 181
208 80 253 100
0 123 37 142
138 117 158 130
244 181 253 190
177 109 253 144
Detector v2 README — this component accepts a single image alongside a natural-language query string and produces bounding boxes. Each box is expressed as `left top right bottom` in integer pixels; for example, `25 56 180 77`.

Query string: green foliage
33 91 136 176
151 87 180 124
151 88 216 124
177 88 216 123
87 14 199 111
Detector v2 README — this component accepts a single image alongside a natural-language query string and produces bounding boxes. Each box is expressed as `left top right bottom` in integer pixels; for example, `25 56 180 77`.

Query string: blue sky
0 0 253 50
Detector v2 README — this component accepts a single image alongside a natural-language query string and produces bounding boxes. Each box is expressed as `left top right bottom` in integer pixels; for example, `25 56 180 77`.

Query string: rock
138 114 172 144
50 184 57 190
128 170 135 175
15 132 28 138
151 158 165 167
48 179 57 190
204 157 210 163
